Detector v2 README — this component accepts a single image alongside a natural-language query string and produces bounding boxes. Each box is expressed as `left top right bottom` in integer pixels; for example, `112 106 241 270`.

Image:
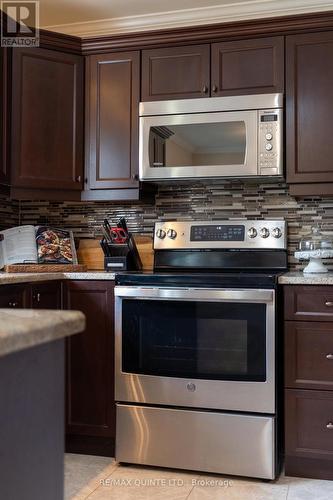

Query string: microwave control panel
258 108 283 176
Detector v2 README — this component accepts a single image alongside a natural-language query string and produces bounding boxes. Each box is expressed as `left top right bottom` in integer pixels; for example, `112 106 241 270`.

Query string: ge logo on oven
187 383 196 392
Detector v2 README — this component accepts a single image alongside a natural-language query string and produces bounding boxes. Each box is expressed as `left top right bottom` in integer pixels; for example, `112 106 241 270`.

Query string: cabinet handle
325 301 333 307
8 302 18 308
327 422 333 429
132 174 139 181
326 354 333 360
76 176 81 183
212 84 218 93
36 293 41 303
202 85 208 94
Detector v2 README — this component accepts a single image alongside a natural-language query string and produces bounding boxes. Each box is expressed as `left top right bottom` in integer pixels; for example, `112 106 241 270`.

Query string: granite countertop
0 271 116 285
0 309 85 357
4 270 333 286
278 271 333 285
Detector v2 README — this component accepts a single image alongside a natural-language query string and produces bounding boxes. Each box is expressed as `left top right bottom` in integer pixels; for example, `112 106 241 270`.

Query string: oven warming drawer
116 404 276 479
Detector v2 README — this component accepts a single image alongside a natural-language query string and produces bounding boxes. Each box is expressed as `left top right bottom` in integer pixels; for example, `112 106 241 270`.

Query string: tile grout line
285 482 290 500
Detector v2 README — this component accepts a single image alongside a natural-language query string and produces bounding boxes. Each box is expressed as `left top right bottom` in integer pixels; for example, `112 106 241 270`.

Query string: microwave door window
149 122 246 168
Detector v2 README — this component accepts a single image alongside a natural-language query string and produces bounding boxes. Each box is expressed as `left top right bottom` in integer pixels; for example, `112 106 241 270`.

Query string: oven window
149 122 246 168
122 300 266 381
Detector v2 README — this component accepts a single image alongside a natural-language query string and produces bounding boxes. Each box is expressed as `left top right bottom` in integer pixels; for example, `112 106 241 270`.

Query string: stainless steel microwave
139 93 283 181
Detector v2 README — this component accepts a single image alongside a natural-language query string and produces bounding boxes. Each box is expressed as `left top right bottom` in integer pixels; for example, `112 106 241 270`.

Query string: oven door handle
115 286 274 303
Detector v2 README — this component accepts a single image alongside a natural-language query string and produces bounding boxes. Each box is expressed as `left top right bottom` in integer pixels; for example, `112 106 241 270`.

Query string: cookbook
0 225 77 268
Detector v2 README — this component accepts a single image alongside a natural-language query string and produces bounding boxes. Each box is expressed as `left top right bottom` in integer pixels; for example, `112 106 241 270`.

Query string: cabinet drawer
284 285 333 321
285 389 333 460
285 321 333 390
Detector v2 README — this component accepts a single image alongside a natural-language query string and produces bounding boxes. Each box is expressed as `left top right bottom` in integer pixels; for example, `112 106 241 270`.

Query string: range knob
260 227 270 238
272 227 282 239
156 229 166 239
265 133 273 141
247 227 257 238
167 228 177 239
265 143 273 151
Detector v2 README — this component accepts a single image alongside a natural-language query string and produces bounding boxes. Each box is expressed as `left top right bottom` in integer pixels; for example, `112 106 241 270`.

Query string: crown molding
42 0 333 37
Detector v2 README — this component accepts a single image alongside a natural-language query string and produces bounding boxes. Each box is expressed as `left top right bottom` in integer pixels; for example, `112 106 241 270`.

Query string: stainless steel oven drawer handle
325 301 333 307
326 354 333 360
326 422 333 429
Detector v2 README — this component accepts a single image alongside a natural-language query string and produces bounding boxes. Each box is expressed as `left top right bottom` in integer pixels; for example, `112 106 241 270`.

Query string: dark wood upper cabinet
84 51 140 196
141 44 210 101
0 48 10 186
65 281 116 441
211 37 284 96
286 31 333 190
11 47 83 194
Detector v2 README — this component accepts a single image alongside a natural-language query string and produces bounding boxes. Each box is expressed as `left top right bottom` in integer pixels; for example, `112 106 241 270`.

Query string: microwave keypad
259 111 280 171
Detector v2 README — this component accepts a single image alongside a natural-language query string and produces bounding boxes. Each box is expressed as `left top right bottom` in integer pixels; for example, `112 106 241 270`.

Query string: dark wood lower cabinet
0 284 29 308
64 280 116 456
285 389 333 480
284 285 333 480
30 282 62 309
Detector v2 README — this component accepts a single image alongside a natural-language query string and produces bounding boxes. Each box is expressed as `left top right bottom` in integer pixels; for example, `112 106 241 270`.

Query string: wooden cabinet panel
285 321 333 390
285 389 333 472
0 48 10 185
286 31 333 186
211 37 284 96
284 285 333 322
141 44 210 101
30 282 62 309
11 48 83 192
0 284 28 308
65 281 115 439
85 52 140 192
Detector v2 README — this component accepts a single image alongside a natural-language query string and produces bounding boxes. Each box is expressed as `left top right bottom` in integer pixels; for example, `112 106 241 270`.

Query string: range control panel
190 225 245 242
154 220 287 250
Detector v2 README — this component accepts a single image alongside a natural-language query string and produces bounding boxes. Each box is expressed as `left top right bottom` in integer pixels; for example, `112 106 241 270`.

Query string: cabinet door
86 52 140 191
0 48 10 185
65 281 115 439
141 44 210 101
285 389 333 480
11 48 83 191
0 284 28 308
30 282 62 309
286 31 333 184
211 37 284 96
285 321 333 391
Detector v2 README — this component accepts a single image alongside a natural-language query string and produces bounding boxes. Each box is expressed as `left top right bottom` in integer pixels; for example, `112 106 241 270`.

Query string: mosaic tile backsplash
0 195 19 230
9 181 333 271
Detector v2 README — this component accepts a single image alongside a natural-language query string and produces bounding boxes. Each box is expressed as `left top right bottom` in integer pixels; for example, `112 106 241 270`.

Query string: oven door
115 286 275 413
139 110 258 180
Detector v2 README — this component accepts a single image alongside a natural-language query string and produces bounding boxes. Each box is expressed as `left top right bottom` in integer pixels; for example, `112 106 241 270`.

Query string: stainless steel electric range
114 220 287 480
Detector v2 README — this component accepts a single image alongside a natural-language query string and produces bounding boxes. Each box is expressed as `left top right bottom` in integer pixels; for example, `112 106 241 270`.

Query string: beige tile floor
65 454 333 500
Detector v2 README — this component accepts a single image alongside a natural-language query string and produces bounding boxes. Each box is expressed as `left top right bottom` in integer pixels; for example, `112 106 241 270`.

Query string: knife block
104 235 142 272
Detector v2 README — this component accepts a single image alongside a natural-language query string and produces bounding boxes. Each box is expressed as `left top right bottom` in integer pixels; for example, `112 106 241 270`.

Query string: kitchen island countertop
0 308 85 357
